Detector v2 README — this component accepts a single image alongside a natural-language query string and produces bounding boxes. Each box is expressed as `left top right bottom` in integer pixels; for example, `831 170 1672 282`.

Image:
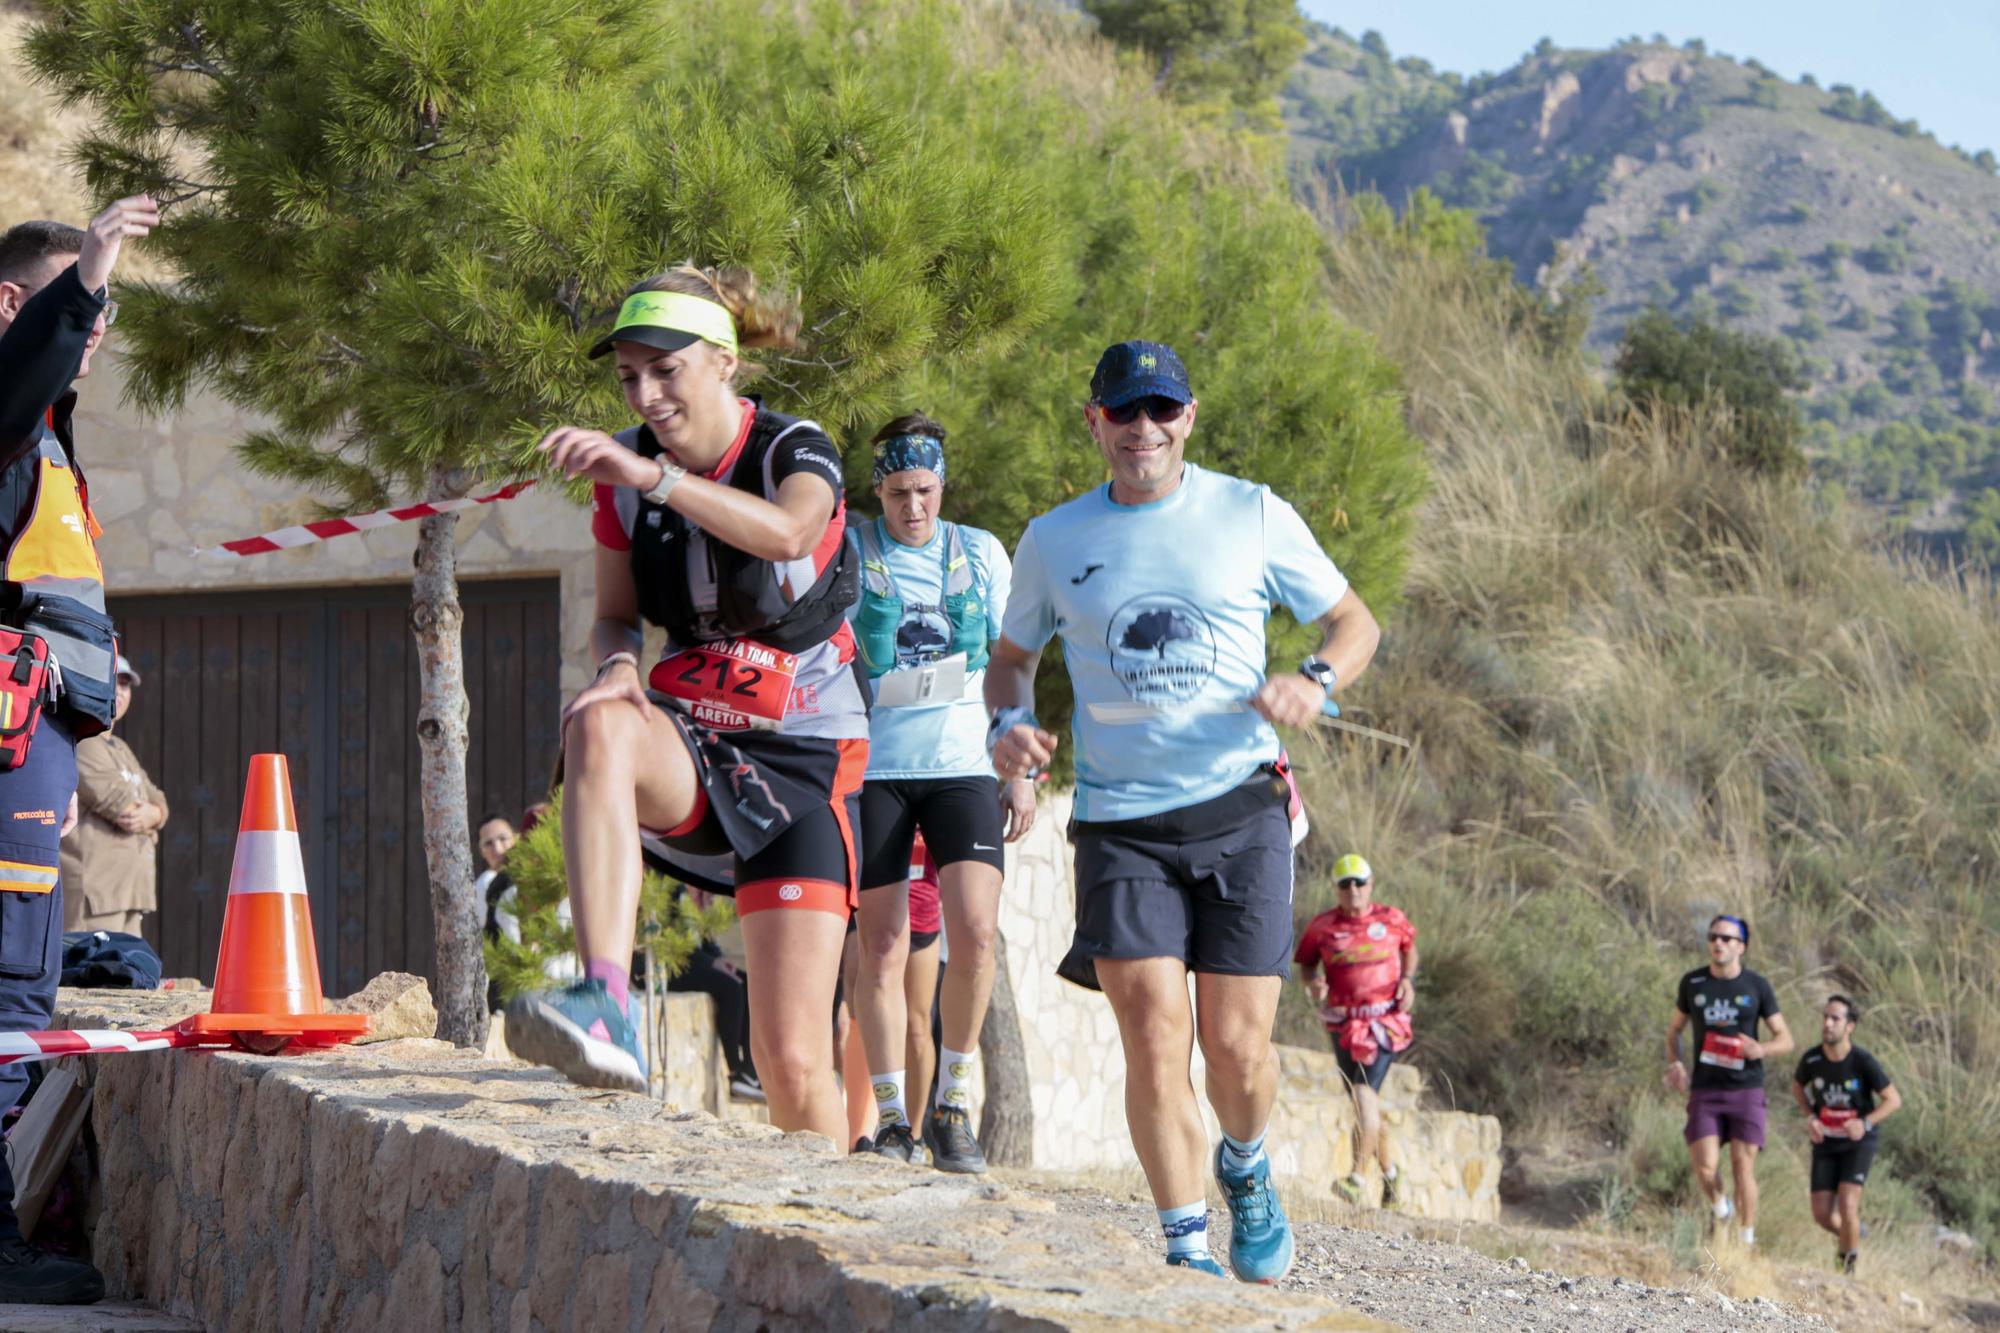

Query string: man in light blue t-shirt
986 340 1381 1282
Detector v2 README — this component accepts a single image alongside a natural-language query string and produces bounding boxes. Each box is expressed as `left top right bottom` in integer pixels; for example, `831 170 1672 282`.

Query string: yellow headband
603 290 739 356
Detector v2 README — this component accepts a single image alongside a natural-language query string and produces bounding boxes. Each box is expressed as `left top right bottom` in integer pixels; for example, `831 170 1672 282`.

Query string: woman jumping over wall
507 266 864 1142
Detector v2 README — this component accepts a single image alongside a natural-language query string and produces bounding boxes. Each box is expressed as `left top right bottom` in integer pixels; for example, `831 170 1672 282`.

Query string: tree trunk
978 932 1034 1167
412 465 487 1047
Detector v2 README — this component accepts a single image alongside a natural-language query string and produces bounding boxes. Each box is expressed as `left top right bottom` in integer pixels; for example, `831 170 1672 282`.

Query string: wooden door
107 578 562 993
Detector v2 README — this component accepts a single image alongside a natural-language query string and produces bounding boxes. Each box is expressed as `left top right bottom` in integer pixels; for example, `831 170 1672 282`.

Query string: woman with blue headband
846 412 1032 1172
513 264 865 1144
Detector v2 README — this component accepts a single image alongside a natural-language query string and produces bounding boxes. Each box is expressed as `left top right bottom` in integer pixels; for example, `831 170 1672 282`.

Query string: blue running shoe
1166 1252 1228 1278
504 979 647 1093
1214 1143 1295 1284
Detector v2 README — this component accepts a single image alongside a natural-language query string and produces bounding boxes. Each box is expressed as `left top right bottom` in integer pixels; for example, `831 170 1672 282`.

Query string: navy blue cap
1089 340 1193 408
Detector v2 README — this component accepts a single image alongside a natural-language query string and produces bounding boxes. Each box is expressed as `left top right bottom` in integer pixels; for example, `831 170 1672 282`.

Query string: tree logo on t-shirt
1106 594 1217 702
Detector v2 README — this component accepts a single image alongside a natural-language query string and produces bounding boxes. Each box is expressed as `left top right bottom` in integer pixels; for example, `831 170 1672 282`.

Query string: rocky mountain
1285 24 2000 538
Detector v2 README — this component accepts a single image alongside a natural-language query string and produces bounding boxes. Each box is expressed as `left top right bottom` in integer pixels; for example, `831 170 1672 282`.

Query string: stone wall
57 988 1389 1333
997 790 1501 1221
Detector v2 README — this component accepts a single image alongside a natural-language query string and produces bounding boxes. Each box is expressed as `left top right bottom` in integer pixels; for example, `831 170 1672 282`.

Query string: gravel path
1027 1179 1835 1332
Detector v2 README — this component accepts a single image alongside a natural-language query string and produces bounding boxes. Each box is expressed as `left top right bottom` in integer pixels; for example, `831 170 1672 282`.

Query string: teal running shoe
1166 1251 1228 1277
1214 1144 1295 1284
504 979 647 1093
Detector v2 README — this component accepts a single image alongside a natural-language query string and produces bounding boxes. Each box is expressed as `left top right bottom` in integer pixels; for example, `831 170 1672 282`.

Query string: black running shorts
1058 771 1295 990
858 775 1005 889
1810 1136 1880 1191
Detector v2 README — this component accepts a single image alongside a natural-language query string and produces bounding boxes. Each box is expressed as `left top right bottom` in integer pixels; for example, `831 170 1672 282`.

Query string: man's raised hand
76 195 160 294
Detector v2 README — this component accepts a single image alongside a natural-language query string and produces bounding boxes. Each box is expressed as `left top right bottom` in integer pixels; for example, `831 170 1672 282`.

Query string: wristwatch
643 459 687 505
1300 655 1338 697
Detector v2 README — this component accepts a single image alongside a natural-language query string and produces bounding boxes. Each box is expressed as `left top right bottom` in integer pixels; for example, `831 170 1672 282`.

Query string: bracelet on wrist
597 651 639 676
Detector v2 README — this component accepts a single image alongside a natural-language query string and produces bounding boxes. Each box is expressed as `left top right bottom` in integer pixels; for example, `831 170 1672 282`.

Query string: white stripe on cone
228 828 309 896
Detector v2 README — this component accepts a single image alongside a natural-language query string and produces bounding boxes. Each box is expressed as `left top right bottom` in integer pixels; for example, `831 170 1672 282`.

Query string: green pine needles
483 791 734 1006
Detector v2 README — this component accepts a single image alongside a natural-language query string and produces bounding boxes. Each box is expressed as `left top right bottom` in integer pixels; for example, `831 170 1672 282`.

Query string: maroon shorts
1684 1086 1768 1147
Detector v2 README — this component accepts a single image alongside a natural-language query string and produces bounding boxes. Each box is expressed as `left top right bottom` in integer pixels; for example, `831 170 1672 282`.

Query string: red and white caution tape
197 480 538 558
0 1028 191 1068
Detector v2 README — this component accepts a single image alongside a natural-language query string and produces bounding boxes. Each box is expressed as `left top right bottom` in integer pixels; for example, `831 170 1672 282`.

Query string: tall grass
1283 216 2000 1260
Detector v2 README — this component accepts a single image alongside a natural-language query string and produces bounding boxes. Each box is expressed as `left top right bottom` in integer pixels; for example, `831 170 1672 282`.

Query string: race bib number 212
651 639 798 732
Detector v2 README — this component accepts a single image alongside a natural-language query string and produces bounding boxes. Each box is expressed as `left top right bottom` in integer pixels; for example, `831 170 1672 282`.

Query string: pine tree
26 0 1060 1043
1082 0 1307 120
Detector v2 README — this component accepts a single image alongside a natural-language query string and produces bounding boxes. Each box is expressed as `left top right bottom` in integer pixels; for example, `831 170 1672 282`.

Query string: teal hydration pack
852 518 989 679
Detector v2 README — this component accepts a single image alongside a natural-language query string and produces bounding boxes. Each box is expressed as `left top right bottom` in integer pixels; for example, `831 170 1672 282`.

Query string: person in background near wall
1293 853 1415 1208
0 193 157 1306
642 851 764 1104
1793 994 1901 1275
476 813 518 1012
59 655 167 937
1665 913 1794 1249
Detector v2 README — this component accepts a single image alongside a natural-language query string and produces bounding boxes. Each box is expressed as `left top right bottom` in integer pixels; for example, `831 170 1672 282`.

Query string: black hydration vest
618 408 857 653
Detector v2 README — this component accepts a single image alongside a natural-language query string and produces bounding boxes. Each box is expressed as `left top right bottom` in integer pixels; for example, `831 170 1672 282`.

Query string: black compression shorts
858 776 1005 888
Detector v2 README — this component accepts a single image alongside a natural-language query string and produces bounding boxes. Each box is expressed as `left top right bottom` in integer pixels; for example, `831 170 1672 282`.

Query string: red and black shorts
640 708 866 919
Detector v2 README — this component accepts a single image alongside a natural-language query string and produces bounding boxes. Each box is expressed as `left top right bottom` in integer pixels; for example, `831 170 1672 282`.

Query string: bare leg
1352 1083 1384 1177
1688 1136 1725 1209
838 934 874 1149
1098 957 1203 1209
559 699 697 965
904 939 941 1110
1192 972 1282 1144
741 907 849 1141
935 860 1001 1052
1835 1182 1864 1254
854 882 911 1122
1810 1190 1839 1237
1729 1142 1761 1229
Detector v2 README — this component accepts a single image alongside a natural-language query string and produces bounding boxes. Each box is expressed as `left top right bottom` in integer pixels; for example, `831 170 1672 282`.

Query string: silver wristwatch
1300 655 1338 697
642 459 687 505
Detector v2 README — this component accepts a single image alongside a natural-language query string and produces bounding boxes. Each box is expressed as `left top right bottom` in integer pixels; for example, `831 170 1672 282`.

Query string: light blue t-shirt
847 520 1011 780
1002 464 1349 821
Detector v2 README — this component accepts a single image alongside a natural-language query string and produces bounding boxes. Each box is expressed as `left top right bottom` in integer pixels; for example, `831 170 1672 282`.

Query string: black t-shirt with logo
1676 966 1782 1090
1795 1043 1891 1145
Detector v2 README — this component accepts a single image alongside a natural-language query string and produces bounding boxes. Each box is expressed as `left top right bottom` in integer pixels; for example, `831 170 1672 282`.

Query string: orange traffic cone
173 755 368 1051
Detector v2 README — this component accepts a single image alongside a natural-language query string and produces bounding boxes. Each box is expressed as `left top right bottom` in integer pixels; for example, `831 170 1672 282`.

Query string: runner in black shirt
1664 914 1794 1248
1792 994 1901 1274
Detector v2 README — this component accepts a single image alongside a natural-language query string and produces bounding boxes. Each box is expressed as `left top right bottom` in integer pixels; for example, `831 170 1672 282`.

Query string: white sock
935 1046 978 1113
872 1070 908 1129
1383 1164 1399 1181
1159 1201 1209 1259
1219 1129 1267 1173
1741 1226 1756 1247
1714 1196 1734 1221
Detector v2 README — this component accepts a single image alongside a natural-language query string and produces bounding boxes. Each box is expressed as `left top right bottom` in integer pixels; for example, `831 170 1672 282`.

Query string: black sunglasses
1707 932 1742 944
1337 878 1369 889
1097 395 1188 426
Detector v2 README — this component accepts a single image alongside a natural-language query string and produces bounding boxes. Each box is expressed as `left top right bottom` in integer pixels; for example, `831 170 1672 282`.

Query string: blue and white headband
872 433 946 487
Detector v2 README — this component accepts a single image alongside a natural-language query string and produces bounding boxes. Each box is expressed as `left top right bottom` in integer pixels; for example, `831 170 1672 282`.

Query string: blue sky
1300 2 2000 156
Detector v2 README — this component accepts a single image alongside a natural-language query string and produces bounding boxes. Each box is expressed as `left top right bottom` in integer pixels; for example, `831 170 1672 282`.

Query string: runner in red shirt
1294 854 1416 1207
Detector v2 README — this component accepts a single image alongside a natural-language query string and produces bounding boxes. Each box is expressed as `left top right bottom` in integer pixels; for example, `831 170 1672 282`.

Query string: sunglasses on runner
1337 877 1370 890
1096 395 1188 426
1707 932 1742 944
